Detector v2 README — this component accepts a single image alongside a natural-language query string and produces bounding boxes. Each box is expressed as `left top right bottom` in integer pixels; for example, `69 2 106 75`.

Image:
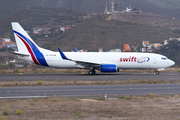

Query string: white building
60 27 65 32
142 41 150 47
3 38 11 42
164 40 169 45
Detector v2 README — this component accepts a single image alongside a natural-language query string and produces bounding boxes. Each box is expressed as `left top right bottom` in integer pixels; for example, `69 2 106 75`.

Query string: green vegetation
73 113 84 117
119 96 125 100
0 96 180 119
49 14 178 51
0 6 86 40
0 116 7 120
16 109 22 115
38 80 43 84
0 79 179 87
150 0 180 7
156 39 180 66
2 105 9 115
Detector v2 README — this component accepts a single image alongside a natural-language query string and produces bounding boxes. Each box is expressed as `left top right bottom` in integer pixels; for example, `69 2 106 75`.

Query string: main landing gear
88 67 96 75
156 71 159 75
88 70 96 75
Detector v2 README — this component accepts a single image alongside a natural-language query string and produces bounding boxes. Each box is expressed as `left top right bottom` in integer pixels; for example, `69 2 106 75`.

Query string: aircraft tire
88 70 96 75
156 71 159 75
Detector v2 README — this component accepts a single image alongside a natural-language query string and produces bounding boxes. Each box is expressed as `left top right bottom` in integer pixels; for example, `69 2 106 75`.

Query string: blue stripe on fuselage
14 30 49 67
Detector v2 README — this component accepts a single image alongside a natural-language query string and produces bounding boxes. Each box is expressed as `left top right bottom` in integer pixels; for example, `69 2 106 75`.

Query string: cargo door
153 55 157 64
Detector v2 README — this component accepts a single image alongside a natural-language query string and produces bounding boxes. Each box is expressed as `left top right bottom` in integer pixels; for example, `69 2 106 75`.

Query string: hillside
0 6 87 43
47 14 178 51
1 7 180 52
1 0 180 19
115 12 180 30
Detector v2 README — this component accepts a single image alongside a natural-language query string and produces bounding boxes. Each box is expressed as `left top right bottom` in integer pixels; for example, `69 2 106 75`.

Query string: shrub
16 109 22 115
38 80 43 84
73 113 84 117
0 116 7 120
2 105 9 115
119 96 124 100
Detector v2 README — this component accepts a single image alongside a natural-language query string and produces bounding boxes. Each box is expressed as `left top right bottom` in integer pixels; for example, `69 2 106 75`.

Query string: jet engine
100 64 118 72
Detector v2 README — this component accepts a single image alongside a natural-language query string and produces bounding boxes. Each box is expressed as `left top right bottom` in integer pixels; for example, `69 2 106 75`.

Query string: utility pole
111 0 115 19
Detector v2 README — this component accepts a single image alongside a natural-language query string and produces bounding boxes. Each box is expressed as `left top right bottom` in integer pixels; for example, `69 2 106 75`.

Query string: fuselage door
153 55 157 64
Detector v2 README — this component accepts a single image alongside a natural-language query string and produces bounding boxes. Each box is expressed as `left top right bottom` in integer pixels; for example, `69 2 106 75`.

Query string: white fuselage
18 52 175 70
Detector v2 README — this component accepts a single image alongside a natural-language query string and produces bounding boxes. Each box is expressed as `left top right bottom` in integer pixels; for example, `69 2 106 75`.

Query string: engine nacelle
100 64 118 72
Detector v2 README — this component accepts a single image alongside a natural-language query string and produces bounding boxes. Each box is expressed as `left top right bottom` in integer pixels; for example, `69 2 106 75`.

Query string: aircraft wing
58 48 101 68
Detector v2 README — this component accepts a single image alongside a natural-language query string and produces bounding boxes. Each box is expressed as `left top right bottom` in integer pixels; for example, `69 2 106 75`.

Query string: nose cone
169 59 175 66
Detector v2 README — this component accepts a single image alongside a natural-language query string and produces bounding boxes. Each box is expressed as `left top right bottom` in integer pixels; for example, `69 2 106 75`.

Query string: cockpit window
161 57 167 60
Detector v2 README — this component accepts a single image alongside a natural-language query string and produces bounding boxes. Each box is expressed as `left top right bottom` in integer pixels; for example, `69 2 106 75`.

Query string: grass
119 96 125 100
0 79 178 87
73 113 84 117
38 80 43 84
0 96 179 119
2 105 9 115
0 116 7 120
0 68 179 74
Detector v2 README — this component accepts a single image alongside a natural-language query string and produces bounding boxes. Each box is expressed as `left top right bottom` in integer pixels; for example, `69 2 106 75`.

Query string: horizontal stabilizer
9 51 29 56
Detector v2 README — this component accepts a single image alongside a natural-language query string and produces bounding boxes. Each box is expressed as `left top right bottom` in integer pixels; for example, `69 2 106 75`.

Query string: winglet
58 48 68 60
74 48 78 52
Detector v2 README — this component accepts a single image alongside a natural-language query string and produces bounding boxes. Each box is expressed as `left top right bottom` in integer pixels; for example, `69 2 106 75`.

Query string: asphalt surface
0 72 180 81
0 84 180 99
0 72 180 98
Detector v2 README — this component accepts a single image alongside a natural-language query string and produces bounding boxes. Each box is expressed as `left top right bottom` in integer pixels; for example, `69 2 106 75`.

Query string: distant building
0 38 2 49
79 49 88 52
141 48 146 52
87 14 92 18
123 44 131 51
154 43 162 49
3 38 11 42
164 40 169 45
109 49 121 52
142 41 150 47
60 27 65 32
33 29 39 34
7 44 16 48
1 38 17 48
98 48 103 52
65 25 71 31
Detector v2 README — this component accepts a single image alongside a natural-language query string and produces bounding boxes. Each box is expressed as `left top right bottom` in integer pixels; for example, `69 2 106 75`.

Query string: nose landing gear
156 71 159 75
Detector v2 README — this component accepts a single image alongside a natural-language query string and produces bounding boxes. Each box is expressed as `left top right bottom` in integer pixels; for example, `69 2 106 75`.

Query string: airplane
11 22 175 75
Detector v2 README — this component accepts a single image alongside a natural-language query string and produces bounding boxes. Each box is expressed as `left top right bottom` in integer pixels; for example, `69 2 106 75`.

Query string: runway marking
0 96 48 99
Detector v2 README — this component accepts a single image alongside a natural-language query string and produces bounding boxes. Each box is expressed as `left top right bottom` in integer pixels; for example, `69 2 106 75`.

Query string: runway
0 72 179 81
0 72 179 98
0 84 180 99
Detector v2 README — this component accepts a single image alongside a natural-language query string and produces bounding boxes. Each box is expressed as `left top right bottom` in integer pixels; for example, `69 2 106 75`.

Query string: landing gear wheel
156 71 159 75
88 70 96 75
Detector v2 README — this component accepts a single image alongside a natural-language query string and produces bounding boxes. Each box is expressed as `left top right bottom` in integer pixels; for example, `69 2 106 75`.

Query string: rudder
11 22 40 53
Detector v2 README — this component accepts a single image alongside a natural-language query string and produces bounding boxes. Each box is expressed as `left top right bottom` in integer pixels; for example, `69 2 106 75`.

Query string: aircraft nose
169 59 175 66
